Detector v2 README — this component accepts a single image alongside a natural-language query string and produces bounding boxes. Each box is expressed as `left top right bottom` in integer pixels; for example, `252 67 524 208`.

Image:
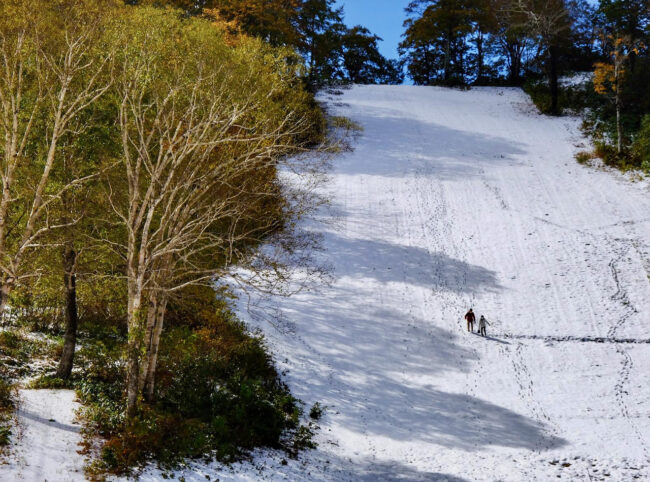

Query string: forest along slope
240 85 650 481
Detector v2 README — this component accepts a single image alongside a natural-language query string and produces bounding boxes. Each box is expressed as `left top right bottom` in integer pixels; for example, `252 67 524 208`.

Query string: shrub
0 330 54 378
29 375 71 389
593 141 638 169
78 294 314 476
523 79 593 115
575 151 595 165
309 402 324 420
0 368 16 448
633 115 650 172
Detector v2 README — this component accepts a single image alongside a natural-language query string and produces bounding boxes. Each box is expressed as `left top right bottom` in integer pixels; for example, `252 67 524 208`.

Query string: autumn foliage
0 0 327 473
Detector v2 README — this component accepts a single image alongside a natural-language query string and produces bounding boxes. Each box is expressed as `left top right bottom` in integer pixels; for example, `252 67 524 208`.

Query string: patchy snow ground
5 85 650 481
0 389 85 481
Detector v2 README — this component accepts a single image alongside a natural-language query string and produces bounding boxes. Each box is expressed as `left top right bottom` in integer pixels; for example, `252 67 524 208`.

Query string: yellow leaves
202 8 246 47
593 33 643 98
601 34 645 64
593 62 615 95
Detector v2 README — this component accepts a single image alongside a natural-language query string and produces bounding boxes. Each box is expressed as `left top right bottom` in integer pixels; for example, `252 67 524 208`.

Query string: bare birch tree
513 0 571 114
105 8 325 417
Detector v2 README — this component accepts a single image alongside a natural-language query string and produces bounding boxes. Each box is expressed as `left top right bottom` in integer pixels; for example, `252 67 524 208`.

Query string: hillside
5 85 650 481
230 85 650 481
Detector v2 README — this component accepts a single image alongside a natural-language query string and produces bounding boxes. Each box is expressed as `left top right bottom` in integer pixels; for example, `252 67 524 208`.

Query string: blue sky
335 0 411 60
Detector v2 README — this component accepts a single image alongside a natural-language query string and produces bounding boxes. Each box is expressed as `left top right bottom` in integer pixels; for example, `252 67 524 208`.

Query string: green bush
78 296 313 476
0 372 16 447
29 375 71 389
309 402 324 420
524 78 594 116
633 115 650 172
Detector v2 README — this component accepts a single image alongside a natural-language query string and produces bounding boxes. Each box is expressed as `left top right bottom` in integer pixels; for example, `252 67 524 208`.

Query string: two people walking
464 308 490 337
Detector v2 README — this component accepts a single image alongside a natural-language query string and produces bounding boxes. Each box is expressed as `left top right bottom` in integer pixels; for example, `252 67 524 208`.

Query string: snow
559 71 593 87
0 389 85 481
5 85 650 481
222 85 650 481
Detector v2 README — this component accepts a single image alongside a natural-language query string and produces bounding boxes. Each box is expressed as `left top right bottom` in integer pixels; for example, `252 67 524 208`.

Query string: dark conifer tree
342 26 403 84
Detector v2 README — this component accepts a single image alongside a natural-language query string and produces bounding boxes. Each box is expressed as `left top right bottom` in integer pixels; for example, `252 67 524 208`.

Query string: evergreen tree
342 26 403 84
564 0 600 72
400 0 506 85
294 0 347 85
400 0 476 85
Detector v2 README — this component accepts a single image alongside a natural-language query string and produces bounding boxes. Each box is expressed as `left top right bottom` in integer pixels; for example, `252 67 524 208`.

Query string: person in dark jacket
478 315 490 337
464 309 475 332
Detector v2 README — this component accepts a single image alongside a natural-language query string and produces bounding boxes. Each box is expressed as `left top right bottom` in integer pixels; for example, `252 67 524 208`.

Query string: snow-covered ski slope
229 85 650 482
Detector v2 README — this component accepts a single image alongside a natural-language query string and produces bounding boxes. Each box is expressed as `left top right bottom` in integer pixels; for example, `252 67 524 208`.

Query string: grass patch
329 115 363 132
575 150 596 165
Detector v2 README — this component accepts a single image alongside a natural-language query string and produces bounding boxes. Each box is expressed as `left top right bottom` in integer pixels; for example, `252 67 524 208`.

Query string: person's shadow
470 331 510 345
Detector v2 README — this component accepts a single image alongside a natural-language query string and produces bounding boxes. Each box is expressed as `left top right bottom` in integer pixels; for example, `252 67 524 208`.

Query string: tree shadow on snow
18 407 81 434
321 232 503 294
144 450 472 482
268 281 566 453
324 455 473 482
332 105 527 180
257 234 564 453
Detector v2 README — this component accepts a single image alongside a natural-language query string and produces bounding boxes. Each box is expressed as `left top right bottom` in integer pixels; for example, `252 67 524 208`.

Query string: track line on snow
605 239 649 459
499 334 650 344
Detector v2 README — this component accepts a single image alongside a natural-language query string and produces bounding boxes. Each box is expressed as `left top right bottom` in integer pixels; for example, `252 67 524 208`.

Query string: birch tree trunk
138 294 159 393
615 61 623 154
0 282 11 323
125 278 145 418
143 295 168 402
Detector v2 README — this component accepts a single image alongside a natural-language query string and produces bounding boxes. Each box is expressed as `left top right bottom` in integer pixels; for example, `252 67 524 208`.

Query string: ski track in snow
5 85 650 481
